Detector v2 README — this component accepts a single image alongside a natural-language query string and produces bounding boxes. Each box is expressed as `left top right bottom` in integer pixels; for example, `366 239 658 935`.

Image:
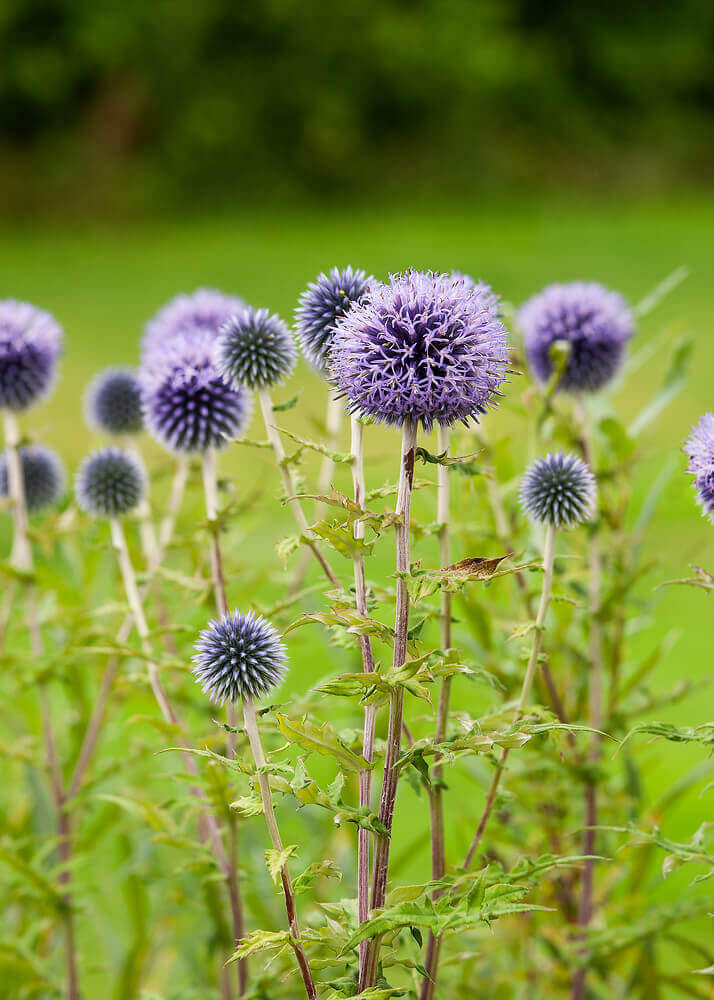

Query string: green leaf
230 794 264 817
276 714 371 772
273 392 301 412
293 858 342 894
628 335 693 437
265 845 298 885
226 929 293 964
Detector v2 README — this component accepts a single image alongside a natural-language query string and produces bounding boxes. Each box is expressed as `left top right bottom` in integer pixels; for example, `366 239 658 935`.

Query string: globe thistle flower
449 270 477 290
193 610 288 704
520 452 597 528
0 444 65 512
142 287 246 360
684 413 714 523
75 446 145 518
215 307 297 390
295 266 373 371
329 269 509 431
519 281 633 393
0 300 63 411
141 331 251 453
85 368 143 435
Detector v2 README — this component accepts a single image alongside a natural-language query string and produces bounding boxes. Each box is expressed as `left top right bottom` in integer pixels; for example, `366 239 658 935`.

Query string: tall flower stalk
193 611 317 999
420 422 452 1000
329 270 509 989
216 306 340 588
464 453 597 869
75 447 244 999
571 402 602 1000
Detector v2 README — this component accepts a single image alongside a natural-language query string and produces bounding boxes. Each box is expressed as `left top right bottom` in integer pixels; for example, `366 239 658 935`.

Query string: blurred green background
2 2 714 994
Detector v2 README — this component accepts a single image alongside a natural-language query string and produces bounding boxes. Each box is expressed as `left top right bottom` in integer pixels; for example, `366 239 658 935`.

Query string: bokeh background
2 2 714 994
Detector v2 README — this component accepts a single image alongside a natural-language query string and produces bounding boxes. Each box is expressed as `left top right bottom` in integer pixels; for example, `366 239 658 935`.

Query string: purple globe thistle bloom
520 452 597 528
0 300 63 411
519 281 633 393
295 266 374 371
141 331 252 454
142 288 246 361
215 307 297 391
193 609 288 704
684 413 714 523
0 444 65 512
85 368 143 435
329 269 509 431
75 446 145 518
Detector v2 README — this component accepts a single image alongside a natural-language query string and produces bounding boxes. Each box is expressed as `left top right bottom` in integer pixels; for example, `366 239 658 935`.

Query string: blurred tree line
1 0 713 216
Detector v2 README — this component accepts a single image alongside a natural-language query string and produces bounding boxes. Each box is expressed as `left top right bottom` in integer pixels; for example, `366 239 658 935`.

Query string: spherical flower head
215 307 297 391
520 452 597 528
75 446 145 518
140 331 252 454
193 610 288 705
142 288 246 361
295 266 374 371
329 269 509 431
0 300 63 411
0 444 65 512
519 281 633 393
85 368 143 435
684 413 714 523
449 270 477 290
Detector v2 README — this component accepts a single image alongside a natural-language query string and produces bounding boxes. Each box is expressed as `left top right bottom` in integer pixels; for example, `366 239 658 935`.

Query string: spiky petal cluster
0 300 63 411
519 281 632 393
683 413 714 523
140 331 251 453
142 288 246 360
215 307 297 390
329 269 509 430
520 452 597 528
449 270 477 290
85 368 144 435
295 266 374 371
0 444 65 512
193 610 288 704
75 447 145 518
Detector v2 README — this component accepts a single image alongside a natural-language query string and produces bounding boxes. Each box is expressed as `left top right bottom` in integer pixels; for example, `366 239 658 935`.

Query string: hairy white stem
159 455 191 552
420 423 452 1000
242 699 317 999
464 521 556 869
362 418 418 991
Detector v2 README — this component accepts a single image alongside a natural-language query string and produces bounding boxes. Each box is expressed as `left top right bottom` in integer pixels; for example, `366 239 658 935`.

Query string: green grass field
3 195 713 996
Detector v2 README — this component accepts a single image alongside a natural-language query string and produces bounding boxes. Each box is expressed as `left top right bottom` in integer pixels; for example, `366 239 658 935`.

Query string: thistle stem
351 416 378 985
67 457 190 799
3 409 79 1000
361 418 418 991
463 521 556 870
420 423 452 1000
571 400 602 1000
109 514 242 996
242 698 317 1000
257 387 340 589
201 446 247 996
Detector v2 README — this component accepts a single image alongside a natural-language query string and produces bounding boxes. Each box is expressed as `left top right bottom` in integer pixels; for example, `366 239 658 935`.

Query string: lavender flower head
329 269 509 430
75 446 145 518
0 300 63 411
141 330 252 453
142 288 246 361
0 444 65 512
295 266 373 371
519 281 632 393
449 270 477 290
215 307 297 390
193 610 288 704
684 413 714 523
85 368 143 435
520 452 597 528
